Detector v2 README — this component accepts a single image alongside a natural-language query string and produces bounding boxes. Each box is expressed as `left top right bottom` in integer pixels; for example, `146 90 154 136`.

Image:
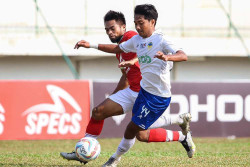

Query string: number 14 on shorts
137 105 150 119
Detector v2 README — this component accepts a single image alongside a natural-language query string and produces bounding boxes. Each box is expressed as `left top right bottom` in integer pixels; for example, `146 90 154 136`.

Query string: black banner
93 82 250 137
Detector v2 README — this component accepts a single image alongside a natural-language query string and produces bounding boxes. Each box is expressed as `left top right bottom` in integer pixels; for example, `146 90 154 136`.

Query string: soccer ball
75 137 101 162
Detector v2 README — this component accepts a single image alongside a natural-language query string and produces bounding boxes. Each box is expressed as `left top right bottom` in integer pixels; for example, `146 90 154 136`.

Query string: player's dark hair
104 10 126 25
134 4 158 26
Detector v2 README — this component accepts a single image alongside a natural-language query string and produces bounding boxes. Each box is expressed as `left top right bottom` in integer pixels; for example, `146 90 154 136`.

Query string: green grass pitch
0 138 249 167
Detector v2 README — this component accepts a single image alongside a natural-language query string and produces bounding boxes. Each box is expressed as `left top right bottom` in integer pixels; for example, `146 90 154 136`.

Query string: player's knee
92 107 105 120
136 131 148 142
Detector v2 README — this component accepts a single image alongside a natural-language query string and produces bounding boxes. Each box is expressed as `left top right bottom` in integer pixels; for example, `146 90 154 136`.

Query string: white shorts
108 87 138 113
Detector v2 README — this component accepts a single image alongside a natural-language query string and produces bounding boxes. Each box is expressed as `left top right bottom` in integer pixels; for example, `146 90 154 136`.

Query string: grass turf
0 138 249 167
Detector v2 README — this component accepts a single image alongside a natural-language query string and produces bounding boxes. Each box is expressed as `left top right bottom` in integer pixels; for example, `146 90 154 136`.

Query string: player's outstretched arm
74 40 123 54
98 44 123 54
154 50 187 62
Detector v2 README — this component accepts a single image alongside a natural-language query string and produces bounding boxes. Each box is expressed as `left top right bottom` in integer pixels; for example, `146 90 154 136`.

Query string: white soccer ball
75 137 101 162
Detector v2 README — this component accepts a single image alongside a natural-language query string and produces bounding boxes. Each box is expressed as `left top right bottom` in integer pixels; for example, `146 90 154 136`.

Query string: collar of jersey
139 29 163 40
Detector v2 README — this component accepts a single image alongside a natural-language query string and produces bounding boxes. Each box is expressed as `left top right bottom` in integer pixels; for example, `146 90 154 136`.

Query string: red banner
0 80 90 140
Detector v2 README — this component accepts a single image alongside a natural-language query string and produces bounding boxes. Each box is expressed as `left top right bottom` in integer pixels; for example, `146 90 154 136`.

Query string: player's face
104 20 126 43
134 14 155 38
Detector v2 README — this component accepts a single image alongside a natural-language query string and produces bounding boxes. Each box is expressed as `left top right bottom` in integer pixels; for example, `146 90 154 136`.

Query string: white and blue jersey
119 30 182 129
119 30 181 97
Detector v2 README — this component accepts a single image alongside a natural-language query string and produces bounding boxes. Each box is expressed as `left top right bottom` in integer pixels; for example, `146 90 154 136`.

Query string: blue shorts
132 87 171 129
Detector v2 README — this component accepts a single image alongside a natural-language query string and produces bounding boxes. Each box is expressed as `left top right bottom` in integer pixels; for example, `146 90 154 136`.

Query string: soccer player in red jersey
61 10 191 164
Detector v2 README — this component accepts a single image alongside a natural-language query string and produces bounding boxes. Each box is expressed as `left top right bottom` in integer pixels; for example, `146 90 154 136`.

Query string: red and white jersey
116 31 141 92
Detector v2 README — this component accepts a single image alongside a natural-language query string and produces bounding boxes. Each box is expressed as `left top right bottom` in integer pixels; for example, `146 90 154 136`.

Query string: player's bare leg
61 98 124 164
85 98 124 138
91 98 124 120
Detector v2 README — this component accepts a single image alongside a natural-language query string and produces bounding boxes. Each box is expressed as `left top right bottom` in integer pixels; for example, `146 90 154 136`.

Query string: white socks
149 114 184 129
178 131 186 142
84 133 98 139
112 137 136 159
170 115 184 125
149 115 171 129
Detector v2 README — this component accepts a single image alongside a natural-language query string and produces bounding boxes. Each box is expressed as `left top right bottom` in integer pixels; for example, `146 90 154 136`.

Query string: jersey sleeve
121 31 137 42
119 36 137 53
162 36 182 54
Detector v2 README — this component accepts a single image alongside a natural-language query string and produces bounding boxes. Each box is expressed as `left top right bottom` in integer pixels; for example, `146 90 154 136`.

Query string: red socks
148 128 167 142
85 117 104 136
148 129 182 142
172 131 180 141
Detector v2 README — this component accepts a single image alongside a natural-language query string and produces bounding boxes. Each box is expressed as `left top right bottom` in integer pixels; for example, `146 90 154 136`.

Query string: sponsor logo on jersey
140 43 146 49
138 55 151 64
22 85 82 135
147 42 153 50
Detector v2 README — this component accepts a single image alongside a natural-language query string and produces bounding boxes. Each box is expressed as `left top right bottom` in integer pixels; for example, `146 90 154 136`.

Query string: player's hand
154 51 168 61
118 57 138 68
74 40 90 49
118 61 133 68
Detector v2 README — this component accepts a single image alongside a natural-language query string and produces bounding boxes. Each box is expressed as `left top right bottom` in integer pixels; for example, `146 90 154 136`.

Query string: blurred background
0 0 250 140
1 0 250 80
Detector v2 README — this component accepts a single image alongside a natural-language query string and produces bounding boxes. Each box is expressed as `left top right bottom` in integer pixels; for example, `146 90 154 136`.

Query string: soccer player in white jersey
74 4 196 166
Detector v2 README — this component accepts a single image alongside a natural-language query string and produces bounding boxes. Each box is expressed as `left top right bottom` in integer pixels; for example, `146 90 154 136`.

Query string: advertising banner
1 81 249 139
0 80 90 140
93 82 250 138
170 82 250 137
